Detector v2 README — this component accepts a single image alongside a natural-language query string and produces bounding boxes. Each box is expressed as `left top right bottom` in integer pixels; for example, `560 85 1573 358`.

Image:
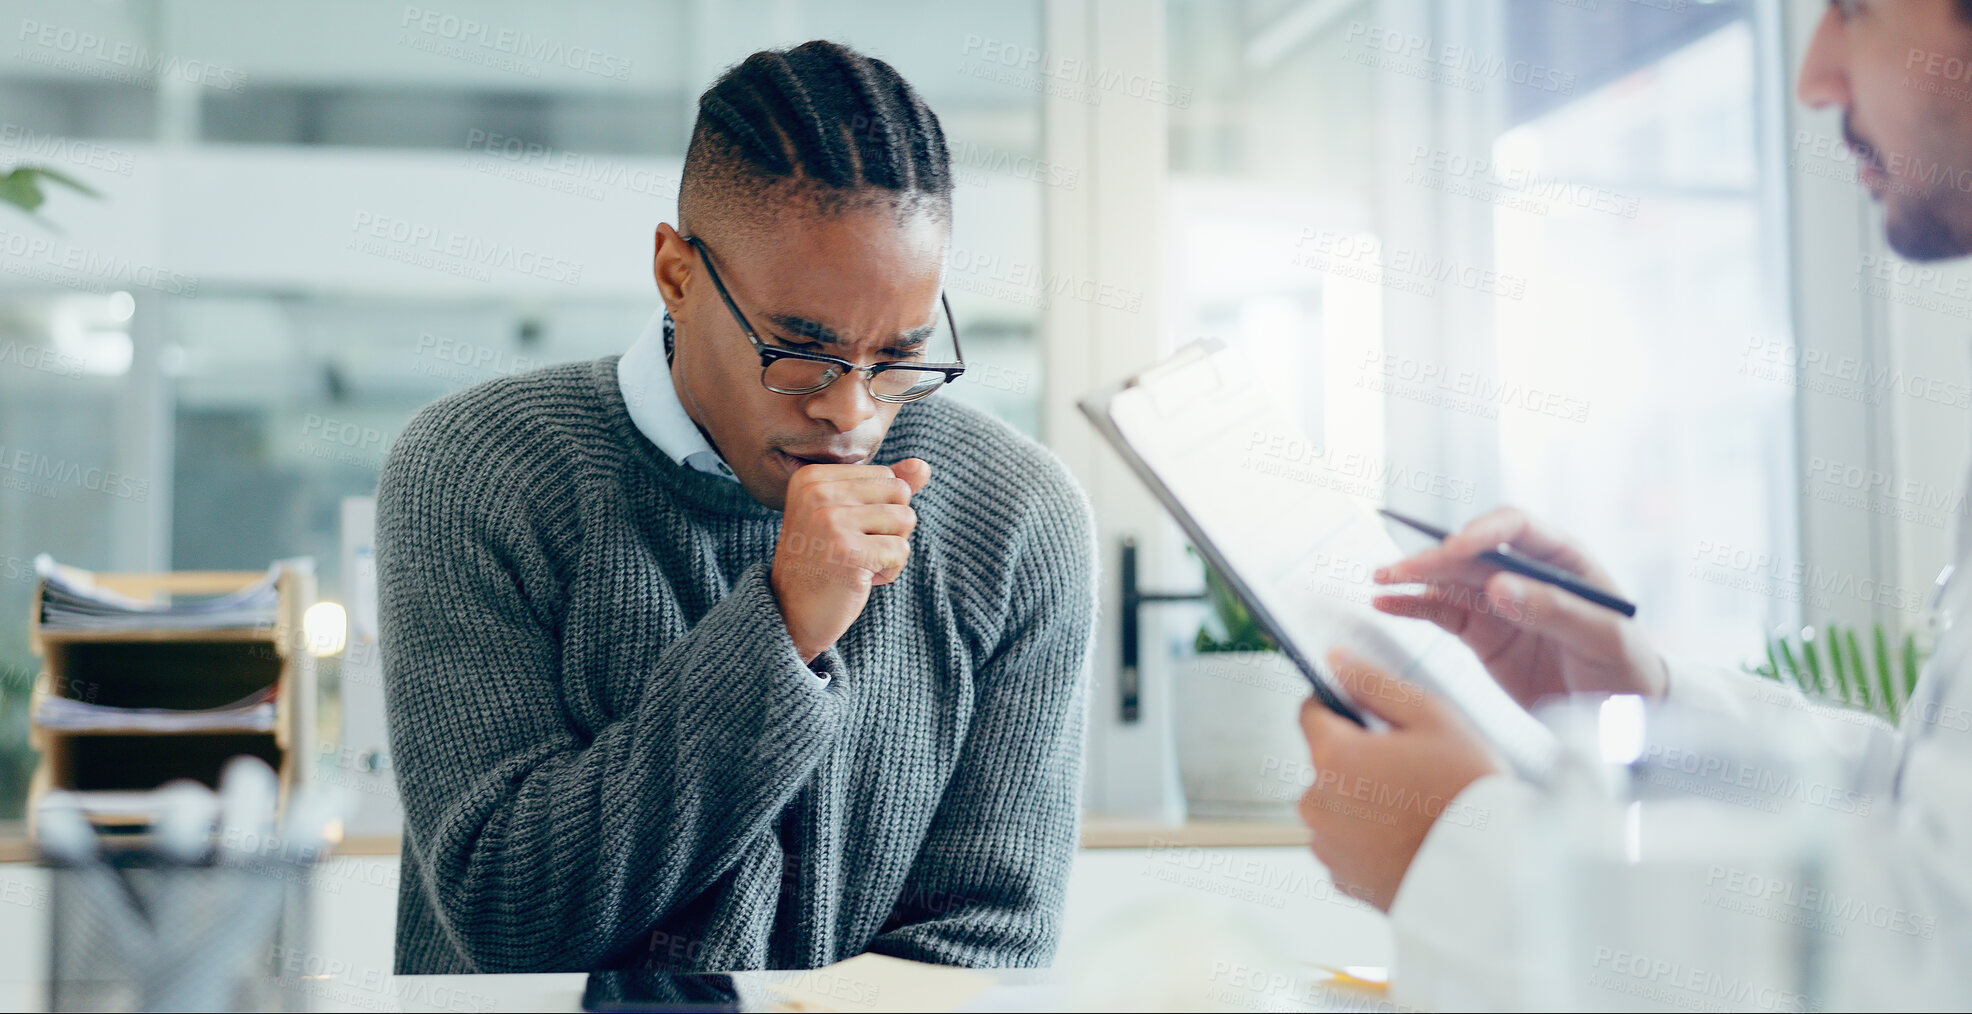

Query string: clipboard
1079 339 1558 778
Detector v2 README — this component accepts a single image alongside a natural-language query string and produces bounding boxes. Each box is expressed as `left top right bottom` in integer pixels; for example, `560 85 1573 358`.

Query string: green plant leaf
1801 631 1826 697
1828 626 1854 705
1814 623 1845 702
0 165 100 215
1844 627 1872 713
1904 631 1921 700
1776 637 1809 695
1195 560 1276 654
28 165 98 197
1762 639 1783 682
1762 622 1928 722
1874 625 1897 724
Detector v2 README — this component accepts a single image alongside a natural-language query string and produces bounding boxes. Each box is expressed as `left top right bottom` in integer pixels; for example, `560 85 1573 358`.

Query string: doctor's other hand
1298 648 1503 912
1370 505 1667 710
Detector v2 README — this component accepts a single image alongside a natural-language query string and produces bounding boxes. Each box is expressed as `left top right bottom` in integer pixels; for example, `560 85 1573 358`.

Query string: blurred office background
1 0 1966 828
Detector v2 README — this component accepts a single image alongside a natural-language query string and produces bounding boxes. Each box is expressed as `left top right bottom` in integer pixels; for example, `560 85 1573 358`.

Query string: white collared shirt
617 311 829 682
617 310 739 484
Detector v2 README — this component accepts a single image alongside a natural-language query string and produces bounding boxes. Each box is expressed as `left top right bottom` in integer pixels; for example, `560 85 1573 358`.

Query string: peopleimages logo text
0 123 136 176
0 445 149 503
1344 21 1576 95
348 212 583 286
16 20 249 91
399 7 632 80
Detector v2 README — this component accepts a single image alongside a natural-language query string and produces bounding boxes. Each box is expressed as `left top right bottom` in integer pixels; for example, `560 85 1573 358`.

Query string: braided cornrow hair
680 40 954 232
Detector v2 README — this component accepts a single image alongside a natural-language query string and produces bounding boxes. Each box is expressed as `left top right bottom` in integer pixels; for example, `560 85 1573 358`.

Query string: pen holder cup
46 846 314 1013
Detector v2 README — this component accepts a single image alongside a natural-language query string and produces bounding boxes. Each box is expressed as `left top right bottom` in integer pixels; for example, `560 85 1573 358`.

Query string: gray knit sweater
376 357 1096 975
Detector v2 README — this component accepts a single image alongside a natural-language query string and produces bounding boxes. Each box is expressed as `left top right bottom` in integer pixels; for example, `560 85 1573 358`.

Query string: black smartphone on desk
581 971 741 1013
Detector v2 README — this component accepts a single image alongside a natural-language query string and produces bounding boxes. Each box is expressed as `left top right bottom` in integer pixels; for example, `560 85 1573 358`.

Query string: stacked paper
35 554 291 631
35 686 278 733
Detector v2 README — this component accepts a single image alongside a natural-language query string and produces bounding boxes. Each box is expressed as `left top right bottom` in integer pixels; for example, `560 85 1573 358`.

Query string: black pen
1376 508 1639 618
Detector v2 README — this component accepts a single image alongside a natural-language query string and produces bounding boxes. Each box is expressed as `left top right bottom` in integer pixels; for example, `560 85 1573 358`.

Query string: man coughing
377 40 1095 975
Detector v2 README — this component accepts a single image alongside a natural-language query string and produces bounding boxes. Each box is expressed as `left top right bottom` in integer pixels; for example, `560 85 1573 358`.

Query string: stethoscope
1889 564 1960 801
1927 563 1955 631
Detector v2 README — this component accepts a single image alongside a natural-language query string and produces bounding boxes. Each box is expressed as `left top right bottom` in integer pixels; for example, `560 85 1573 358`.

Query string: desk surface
8 969 1063 1013
0 847 1390 1012
5 967 1393 1012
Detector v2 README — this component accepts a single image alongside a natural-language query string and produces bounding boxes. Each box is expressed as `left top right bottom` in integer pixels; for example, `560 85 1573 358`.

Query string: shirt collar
617 310 739 483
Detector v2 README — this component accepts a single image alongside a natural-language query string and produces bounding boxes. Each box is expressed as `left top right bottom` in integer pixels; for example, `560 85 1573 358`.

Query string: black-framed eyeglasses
683 234 966 404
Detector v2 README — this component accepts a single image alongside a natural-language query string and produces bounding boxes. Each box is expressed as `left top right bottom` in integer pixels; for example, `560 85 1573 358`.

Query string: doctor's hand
1298 648 1503 912
1371 506 1667 710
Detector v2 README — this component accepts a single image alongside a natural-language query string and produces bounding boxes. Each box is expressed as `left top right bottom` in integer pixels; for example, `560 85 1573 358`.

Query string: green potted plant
1193 565 1277 654
1171 561 1305 819
1745 622 1926 724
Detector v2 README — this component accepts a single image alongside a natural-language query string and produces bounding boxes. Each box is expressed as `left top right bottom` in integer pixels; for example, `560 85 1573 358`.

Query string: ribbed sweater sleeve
864 458 1098 967
377 399 848 972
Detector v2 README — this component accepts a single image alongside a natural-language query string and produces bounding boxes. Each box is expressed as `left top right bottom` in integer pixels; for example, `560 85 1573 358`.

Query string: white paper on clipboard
1081 339 1557 779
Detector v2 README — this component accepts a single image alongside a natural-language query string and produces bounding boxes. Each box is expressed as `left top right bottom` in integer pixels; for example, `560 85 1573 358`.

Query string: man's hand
1298 648 1503 911
1372 506 1667 709
771 458 931 663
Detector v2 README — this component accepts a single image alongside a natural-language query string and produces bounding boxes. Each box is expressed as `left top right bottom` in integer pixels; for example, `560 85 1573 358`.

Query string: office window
1492 14 1797 663
1162 0 1796 667
1166 1 1387 489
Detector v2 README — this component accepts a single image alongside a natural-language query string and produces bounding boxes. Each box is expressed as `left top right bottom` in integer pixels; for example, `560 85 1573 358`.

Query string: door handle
1118 536 1207 723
